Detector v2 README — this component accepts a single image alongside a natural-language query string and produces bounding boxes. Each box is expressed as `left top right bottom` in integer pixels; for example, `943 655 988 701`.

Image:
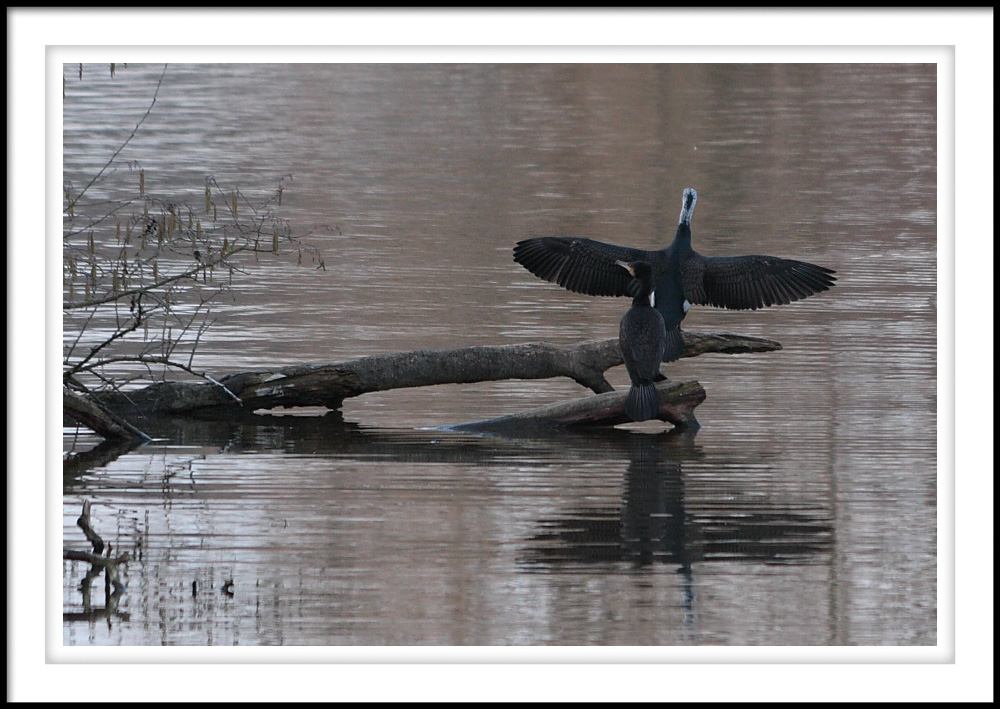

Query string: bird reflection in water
520 430 833 630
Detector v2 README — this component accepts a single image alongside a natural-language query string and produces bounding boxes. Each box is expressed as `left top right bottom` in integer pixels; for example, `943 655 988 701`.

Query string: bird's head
617 260 654 299
679 188 698 226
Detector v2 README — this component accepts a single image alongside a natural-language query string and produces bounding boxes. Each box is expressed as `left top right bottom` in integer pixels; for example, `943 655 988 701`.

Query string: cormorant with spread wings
512 188 836 363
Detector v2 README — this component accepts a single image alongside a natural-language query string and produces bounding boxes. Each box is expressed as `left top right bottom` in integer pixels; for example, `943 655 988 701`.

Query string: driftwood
86 331 779 423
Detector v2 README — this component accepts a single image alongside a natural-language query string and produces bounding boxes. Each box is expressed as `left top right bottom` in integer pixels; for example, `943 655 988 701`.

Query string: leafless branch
66 64 168 211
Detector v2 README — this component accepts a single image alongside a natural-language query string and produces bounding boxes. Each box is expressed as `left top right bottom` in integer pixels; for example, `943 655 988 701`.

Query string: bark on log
89 331 779 418
447 379 707 433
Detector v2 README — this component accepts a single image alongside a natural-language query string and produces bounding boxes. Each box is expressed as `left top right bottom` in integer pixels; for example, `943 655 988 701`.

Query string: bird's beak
615 260 634 276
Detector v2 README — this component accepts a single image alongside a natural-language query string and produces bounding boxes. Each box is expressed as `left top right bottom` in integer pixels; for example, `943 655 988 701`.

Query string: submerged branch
63 547 131 568
63 501 131 598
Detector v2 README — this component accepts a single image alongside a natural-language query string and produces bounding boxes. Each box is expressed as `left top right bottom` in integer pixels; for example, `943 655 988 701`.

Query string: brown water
62 63 937 646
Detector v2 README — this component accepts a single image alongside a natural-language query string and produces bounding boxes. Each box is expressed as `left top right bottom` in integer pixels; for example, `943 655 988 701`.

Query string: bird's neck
670 223 692 254
632 287 655 308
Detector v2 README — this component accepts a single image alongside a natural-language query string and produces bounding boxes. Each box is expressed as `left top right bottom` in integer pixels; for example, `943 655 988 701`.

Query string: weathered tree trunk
87 331 779 420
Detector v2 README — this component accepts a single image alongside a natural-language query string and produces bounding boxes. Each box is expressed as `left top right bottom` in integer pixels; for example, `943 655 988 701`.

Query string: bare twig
63 297 146 379
66 64 168 211
75 355 243 404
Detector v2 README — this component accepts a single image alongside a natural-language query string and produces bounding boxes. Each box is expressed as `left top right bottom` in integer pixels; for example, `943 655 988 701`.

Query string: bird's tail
662 328 684 363
625 382 660 422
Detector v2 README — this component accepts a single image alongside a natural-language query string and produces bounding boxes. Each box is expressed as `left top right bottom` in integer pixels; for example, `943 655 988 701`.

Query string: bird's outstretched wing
513 237 648 297
681 254 836 311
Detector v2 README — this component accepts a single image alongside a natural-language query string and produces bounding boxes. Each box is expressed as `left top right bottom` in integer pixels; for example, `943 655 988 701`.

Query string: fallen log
446 379 707 433
87 331 778 419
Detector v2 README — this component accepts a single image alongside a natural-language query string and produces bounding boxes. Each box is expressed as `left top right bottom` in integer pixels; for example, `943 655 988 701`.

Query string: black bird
513 188 836 362
617 260 667 422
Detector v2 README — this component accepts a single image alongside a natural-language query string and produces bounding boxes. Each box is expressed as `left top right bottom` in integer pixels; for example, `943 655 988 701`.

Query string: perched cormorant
513 188 836 362
617 260 667 422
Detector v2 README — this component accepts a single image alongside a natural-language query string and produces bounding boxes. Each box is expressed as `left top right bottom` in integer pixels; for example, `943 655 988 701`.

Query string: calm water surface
62 63 936 646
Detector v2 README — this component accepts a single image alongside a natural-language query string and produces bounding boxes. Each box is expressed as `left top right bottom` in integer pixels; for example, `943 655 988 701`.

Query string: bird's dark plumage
617 260 667 422
512 188 836 362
